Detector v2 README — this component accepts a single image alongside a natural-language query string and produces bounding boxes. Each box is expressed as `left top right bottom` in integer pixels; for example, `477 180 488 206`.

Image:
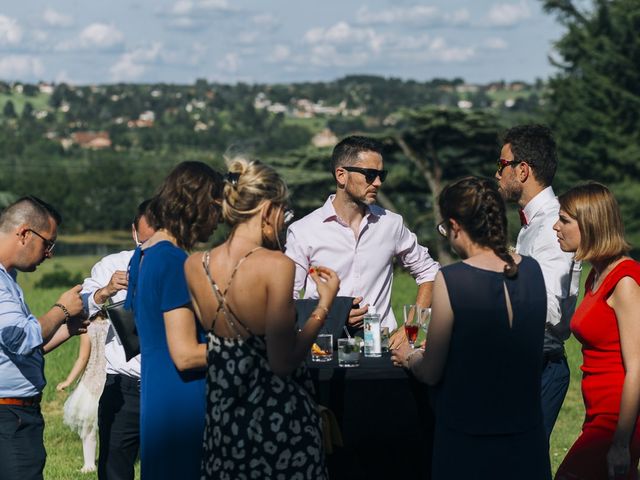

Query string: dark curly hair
502 124 557 187
146 161 223 250
439 176 517 278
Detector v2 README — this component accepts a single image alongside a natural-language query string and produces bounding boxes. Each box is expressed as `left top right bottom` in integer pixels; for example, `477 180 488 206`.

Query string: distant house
311 128 338 148
70 131 112 149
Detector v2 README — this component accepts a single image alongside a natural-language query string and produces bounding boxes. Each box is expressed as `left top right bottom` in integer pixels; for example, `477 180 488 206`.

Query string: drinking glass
338 338 360 367
380 327 390 353
312 333 333 362
403 304 420 349
419 307 431 347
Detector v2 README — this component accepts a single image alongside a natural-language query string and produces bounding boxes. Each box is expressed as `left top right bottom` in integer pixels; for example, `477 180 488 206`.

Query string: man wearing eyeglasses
495 124 581 441
286 135 440 336
0 196 87 480
80 200 154 480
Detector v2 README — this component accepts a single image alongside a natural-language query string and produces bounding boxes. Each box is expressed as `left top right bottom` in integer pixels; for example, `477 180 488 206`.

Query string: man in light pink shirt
285 136 440 336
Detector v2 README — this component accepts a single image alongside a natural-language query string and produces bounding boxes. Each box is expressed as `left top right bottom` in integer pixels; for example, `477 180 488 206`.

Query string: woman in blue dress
125 161 223 480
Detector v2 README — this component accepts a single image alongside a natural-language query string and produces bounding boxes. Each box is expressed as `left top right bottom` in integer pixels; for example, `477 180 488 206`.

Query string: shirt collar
523 186 556 225
320 195 384 224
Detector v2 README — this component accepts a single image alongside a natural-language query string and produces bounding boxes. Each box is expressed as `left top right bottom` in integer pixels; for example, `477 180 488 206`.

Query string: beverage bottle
363 305 381 358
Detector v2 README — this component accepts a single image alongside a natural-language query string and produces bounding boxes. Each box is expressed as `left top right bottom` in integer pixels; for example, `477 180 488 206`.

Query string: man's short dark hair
133 199 151 230
330 136 384 178
503 124 557 187
0 195 62 233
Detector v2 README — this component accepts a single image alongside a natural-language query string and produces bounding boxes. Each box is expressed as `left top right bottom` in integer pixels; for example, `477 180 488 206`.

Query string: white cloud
168 0 231 16
307 44 370 68
484 37 508 49
0 15 23 45
428 37 475 62
485 1 531 27
304 22 383 53
356 5 470 27
79 23 125 49
251 13 279 29
110 43 163 81
0 55 44 79
43 8 73 28
217 52 240 73
267 45 290 63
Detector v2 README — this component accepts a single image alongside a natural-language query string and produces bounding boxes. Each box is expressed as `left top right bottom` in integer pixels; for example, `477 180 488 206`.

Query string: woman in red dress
554 183 640 480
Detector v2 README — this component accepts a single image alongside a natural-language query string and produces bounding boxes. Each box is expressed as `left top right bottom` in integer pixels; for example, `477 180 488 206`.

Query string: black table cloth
308 352 434 480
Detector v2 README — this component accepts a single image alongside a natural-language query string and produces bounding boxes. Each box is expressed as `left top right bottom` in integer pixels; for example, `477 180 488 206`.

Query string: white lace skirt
62 381 99 438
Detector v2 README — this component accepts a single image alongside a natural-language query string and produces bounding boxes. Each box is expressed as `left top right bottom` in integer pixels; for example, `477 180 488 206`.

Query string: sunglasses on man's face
27 228 56 254
496 158 519 175
343 166 388 183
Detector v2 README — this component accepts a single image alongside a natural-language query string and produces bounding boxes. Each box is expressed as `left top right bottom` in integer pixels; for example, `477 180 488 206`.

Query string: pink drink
404 325 419 344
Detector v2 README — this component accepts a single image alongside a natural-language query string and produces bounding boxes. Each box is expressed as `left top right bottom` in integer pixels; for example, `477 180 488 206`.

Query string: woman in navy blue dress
392 176 550 479
125 161 223 480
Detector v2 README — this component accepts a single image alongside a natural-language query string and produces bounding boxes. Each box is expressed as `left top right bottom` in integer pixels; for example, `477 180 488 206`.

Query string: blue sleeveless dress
126 241 206 480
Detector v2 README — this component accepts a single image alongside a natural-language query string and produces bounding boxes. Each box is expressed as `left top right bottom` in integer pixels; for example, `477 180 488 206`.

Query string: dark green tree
389 107 500 262
542 0 640 187
3 100 17 118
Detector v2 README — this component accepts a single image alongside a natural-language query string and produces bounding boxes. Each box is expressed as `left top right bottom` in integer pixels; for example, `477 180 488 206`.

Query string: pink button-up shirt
285 195 440 329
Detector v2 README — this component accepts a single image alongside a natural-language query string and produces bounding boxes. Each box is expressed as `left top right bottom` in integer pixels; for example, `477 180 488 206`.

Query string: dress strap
202 247 263 338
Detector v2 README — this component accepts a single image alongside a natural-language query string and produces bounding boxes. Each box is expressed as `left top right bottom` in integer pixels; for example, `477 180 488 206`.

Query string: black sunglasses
343 166 388 183
28 228 56 254
496 158 519 175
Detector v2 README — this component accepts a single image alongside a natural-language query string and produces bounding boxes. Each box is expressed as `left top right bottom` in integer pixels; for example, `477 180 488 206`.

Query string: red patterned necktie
518 208 528 226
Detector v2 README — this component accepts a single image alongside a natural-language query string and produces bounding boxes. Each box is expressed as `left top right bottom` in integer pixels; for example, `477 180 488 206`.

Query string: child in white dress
57 316 109 473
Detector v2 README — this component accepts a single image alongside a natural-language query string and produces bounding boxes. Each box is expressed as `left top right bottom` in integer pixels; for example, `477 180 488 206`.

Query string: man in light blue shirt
0 196 86 480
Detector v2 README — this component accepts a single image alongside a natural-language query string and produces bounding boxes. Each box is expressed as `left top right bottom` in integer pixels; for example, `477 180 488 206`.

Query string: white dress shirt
285 195 440 330
516 187 582 352
81 250 141 378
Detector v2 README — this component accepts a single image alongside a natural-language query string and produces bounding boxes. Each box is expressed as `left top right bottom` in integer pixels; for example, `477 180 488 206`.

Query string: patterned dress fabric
63 318 109 438
556 260 640 480
199 250 327 480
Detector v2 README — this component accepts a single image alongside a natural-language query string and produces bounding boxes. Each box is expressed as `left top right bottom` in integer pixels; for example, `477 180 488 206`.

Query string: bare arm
606 276 640 479
391 272 453 385
56 333 91 391
266 259 339 377
164 307 207 371
39 285 85 343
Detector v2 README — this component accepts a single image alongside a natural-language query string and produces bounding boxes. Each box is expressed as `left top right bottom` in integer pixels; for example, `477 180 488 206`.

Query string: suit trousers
98 374 141 480
0 404 46 480
541 355 570 440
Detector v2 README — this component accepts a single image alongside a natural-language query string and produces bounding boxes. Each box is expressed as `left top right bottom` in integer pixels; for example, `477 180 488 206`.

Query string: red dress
556 259 640 480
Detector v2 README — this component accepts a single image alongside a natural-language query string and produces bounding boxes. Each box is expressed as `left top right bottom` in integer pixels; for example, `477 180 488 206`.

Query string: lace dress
63 318 109 438
200 249 327 480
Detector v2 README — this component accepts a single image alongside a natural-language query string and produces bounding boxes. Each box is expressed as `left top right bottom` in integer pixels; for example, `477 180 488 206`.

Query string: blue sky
0 0 563 85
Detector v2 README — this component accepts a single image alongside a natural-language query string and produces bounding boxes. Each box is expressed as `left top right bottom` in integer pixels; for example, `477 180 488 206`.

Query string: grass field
20 255 587 478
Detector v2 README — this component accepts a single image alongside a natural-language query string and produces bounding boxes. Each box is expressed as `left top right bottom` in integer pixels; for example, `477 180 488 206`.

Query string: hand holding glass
403 304 421 348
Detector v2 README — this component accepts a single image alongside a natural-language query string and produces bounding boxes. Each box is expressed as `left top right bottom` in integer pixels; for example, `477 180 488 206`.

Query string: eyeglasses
496 158 519 175
436 222 448 238
28 228 56 254
343 166 388 183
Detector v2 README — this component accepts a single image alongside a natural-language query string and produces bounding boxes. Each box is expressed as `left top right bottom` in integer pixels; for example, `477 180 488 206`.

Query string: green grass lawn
21 256 586 478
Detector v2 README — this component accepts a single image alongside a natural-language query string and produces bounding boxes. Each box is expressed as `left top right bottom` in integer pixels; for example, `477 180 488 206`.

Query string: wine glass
403 304 420 349
419 307 431 346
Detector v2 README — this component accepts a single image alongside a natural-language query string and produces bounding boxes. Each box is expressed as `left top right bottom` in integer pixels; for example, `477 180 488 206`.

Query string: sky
0 0 564 85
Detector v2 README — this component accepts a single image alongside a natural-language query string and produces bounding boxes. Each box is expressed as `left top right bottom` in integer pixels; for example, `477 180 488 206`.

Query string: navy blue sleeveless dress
432 256 551 479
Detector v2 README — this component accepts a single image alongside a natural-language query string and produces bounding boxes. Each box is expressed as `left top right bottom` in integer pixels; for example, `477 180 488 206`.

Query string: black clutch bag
295 296 354 340
103 300 139 361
